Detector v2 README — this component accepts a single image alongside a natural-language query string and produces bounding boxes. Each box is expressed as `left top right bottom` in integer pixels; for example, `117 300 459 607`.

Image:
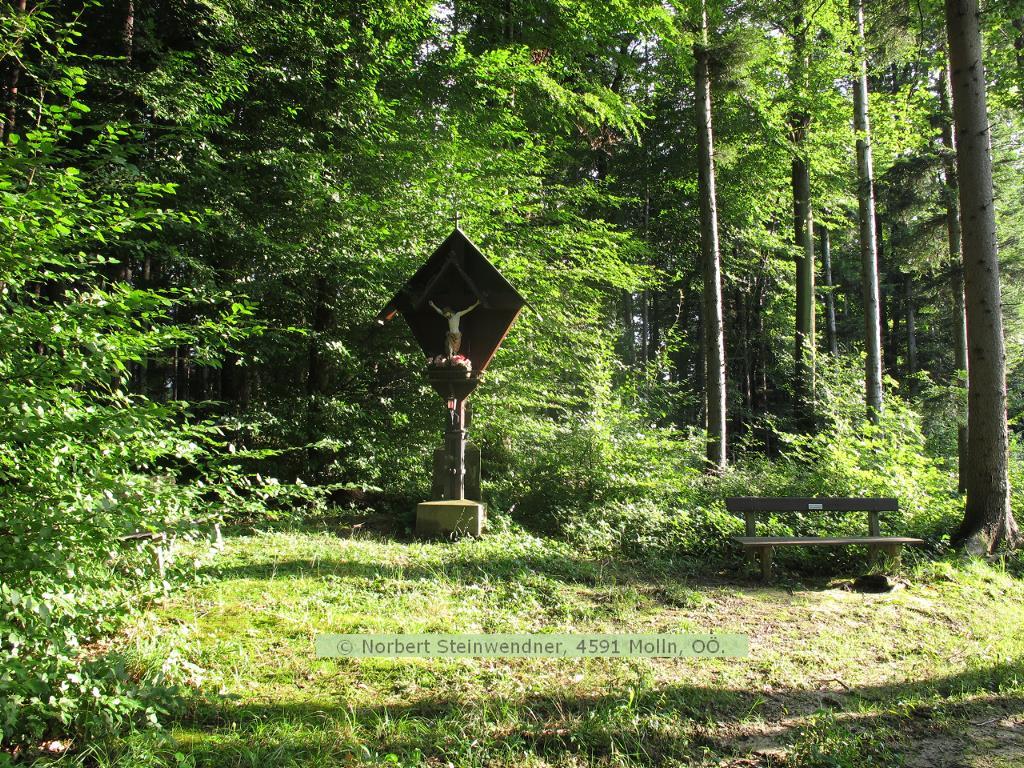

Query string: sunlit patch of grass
51 529 1024 767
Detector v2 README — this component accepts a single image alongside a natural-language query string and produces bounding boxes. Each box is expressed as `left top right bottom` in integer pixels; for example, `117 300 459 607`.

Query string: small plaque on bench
807 503 823 510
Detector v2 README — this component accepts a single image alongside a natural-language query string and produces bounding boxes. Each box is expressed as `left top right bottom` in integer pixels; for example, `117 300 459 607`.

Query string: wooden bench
727 497 924 580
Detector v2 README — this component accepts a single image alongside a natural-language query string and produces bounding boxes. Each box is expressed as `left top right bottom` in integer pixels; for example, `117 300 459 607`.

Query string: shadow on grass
209 523 937 595
203 551 903 604
171 661 1024 767
204 549 630 586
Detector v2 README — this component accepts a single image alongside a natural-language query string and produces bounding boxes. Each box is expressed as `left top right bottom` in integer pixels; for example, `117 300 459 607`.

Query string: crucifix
375 228 526 537
429 299 480 357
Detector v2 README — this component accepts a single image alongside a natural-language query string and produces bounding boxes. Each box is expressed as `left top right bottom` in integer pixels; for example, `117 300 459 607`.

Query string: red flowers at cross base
427 354 472 372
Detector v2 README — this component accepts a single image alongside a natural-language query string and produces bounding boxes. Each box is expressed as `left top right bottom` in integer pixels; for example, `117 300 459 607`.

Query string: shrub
0 12 251 747
504 355 962 566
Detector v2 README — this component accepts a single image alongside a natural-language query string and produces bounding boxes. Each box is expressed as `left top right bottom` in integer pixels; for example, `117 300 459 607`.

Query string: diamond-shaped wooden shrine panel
376 229 526 385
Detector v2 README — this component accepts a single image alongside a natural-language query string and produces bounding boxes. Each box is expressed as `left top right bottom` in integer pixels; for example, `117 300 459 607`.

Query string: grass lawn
71 529 1024 767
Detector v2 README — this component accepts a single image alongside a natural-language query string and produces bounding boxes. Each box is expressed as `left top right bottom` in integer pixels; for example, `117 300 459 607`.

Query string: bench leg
759 546 773 582
745 513 757 567
871 542 902 570
154 545 167 579
868 543 880 567
883 542 902 566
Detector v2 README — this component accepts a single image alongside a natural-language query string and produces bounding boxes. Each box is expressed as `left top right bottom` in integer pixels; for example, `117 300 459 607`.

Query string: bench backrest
726 497 898 513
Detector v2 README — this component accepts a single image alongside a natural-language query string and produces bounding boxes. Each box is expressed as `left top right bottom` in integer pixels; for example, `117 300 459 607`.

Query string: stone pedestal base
416 500 486 538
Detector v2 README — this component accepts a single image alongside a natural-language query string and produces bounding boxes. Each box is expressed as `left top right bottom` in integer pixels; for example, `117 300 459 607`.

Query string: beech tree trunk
945 0 1019 551
695 3 727 471
939 65 969 494
821 227 838 355
852 0 884 422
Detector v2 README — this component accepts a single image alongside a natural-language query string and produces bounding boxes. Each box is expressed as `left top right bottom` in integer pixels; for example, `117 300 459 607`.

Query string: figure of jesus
429 299 480 357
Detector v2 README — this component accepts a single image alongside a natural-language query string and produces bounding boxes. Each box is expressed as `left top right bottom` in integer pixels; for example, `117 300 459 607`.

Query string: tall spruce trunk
939 66 969 493
852 0 884 422
945 0 1020 551
821 227 838 355
695 5 727 471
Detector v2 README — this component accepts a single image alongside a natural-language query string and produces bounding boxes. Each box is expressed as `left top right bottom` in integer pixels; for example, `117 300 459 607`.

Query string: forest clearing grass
65 529 1024 768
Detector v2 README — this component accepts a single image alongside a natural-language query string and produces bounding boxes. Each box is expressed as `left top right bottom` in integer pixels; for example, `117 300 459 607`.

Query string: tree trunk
754 274 774 455
940 65 969 494
305 275 332 480
885 272 900 377
905 274 918 391
622 291 635 366
952 267 969 491
945 0 1019 551
739 286 753 434
649 291 660 361
123 0 135 65
306 275 332 398
792 155 815 409
852 0 884 422
695 5 727 471
174 345 187 401
2 0 29 144
1014 17 1024 112
790 8 815 417
753 274 767 415
640 288 650 362
821 227 838 355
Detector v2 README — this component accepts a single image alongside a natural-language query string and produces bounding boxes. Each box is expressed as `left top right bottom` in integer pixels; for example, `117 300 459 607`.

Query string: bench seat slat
726 497 898 512
732 536 923 547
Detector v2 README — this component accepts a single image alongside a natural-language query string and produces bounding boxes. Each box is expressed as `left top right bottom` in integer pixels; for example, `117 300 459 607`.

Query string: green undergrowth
23 529 1024 768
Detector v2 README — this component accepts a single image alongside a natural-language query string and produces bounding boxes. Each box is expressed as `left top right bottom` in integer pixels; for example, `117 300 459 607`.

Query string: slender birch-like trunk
852 0 883 423
790 4 815 416
821 227 838 355
695 0 727 470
